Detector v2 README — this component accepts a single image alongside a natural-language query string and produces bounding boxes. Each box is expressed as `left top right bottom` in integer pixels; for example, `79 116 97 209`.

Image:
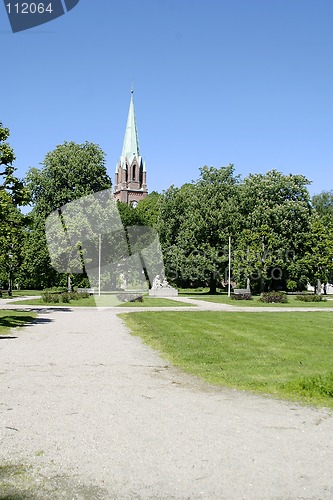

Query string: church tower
114 91 148 206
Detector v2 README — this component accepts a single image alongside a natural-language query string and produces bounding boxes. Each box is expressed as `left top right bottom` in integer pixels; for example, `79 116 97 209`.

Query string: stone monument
149 275 178 297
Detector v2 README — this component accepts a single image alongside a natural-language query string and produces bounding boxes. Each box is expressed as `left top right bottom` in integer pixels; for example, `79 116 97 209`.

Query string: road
0 301 332 498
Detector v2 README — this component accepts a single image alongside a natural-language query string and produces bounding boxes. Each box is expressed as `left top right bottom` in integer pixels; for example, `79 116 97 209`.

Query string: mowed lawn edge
120 311 333 409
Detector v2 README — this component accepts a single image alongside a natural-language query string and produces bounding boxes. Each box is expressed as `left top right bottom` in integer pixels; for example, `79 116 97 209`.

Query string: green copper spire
121 90 140 161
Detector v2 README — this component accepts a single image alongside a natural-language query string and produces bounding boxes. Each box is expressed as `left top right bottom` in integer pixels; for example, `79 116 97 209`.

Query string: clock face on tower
132 200 138 208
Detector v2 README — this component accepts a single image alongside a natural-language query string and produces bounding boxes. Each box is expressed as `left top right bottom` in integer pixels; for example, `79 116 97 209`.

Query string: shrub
260 291 288 303
42 292 52 303
295 294 326 302
77 291 90 299
42 292 60 303
61 292 70 303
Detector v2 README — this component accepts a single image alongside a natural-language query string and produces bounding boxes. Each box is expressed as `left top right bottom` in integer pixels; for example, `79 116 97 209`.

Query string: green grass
0 310 36 335
186 294 333 307
13 295 193 308
0 463 33 499
12 290 42 297
121 310 333 408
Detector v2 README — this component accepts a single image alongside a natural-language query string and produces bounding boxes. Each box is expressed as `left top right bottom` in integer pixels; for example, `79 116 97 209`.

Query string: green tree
0 122 30 292
234 170 312 292
312 190 333 222
157 166 240 293
22 141 112 289
136 191 162 227
0 122 30 216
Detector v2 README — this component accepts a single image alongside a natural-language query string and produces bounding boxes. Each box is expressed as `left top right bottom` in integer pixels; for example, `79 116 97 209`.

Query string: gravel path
0 303 333 499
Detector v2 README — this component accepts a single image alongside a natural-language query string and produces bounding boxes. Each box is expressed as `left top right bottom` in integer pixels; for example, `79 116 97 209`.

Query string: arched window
132 164 136 181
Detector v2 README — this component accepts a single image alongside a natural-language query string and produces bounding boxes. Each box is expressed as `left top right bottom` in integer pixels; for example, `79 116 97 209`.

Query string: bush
42 292 60 303
260 291 288 303
61 292 70 303
77 291 90 299
295 294 326 302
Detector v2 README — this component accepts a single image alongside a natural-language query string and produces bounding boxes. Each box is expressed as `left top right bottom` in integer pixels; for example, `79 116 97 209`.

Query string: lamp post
8 250 13 297
228 236 231 298
98 233 101 296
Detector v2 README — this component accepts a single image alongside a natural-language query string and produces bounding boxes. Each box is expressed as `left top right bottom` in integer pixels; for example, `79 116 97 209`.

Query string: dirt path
0 306 333 499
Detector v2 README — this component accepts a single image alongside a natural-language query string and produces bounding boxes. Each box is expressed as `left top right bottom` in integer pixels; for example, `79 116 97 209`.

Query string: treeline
1 122 332 293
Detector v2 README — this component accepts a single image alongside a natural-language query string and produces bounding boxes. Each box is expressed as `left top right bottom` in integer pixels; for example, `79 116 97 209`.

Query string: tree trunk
209 274 217 294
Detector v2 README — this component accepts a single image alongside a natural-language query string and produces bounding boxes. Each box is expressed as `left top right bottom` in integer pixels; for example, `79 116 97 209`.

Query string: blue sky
1 0 332 197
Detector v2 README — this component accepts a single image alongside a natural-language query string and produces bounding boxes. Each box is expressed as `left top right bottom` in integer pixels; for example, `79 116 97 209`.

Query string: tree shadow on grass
0 315 37 330
0 314 53 337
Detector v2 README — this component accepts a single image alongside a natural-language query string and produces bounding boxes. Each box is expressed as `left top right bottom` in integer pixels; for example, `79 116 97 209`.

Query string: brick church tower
114 91 148 206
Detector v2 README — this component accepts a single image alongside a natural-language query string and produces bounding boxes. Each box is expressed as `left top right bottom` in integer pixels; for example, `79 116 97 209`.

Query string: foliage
157 165 240 293
234 170 312 293
259 291 288 303
116 200 142 228
41 290 89 303
136 191 162 227
0 122 30 213
299 214 333 287
0 122 31 290
295 294 326 302
22 141 112 289
312 190 333 221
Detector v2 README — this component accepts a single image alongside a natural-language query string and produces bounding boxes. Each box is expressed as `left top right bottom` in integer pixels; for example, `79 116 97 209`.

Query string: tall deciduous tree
234 170 312 292
0 122 30 291
22 141 112 289
157 165 240 293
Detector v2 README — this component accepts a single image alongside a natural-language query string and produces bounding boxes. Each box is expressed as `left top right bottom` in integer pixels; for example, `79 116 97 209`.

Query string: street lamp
8 250 13 297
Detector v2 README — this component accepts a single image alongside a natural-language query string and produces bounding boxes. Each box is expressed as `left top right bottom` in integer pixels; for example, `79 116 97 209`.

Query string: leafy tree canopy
22 141 112 289
26 141 112 215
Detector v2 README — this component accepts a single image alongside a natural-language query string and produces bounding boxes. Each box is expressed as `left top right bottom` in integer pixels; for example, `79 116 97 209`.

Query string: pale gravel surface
0 298 333 499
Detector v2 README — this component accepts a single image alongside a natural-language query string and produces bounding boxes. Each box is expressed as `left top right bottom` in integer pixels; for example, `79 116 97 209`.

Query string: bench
233 288 252 300
77 288 95 295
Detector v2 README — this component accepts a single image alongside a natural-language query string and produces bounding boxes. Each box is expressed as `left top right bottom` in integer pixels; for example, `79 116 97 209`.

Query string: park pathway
0 304 333 498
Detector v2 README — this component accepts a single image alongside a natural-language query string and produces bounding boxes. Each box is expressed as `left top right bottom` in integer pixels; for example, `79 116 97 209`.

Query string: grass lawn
0 310 36 335
12 295 193 308
12 290 42 297
121 310 333 408
186 293 333 308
